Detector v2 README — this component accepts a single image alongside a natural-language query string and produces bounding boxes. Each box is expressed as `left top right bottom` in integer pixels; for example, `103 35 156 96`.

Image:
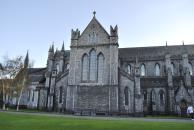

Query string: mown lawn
0 112 194 130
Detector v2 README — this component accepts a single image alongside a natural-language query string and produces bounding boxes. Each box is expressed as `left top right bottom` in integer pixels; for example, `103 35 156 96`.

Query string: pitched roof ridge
119 44 194 50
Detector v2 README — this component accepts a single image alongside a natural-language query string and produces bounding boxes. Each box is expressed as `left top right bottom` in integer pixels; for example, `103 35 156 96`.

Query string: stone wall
55 72 68 112
119 74 134 114
74 85 118 113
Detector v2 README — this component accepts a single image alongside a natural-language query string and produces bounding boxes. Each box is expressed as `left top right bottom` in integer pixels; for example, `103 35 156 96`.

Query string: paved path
1 110 194 123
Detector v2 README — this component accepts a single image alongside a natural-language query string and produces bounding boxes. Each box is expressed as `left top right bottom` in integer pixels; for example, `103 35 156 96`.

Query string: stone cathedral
12 13 194 116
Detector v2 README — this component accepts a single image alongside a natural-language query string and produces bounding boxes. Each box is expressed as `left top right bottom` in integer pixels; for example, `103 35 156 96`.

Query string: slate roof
119 44 194 61
28 68 46 75
27 68 46 83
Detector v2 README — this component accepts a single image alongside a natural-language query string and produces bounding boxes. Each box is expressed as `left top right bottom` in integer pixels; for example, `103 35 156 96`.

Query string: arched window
28 90 31 101
171 62 174 75
88 32 98 44
97 53 104 83
92 32 97 44
140 64 146 76
188 63 193 75
127 64 131 74
82 54 88 81
159 90 165 106
59 86 63 103
32 91 35 102
56 64 59 74
143 90 147 100
124 87 129 105
151 90 156 104
89 50 96 81
66 63 70 70
88 34 91 43
155 63 160 76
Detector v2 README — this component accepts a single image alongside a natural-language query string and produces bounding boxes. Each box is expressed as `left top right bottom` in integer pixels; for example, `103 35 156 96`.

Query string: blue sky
0 0 194 67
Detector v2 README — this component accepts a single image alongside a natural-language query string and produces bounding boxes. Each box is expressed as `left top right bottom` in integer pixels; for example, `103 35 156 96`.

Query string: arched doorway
179 99 188 116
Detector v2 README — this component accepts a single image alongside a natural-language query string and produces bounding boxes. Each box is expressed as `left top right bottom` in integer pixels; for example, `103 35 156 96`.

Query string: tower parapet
110 25 118 44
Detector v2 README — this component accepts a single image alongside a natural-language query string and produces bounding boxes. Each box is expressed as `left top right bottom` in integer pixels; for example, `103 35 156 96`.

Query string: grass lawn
0 112 194 130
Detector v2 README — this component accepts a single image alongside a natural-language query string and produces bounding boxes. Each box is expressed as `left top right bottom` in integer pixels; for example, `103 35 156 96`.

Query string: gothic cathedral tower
66 12 119 114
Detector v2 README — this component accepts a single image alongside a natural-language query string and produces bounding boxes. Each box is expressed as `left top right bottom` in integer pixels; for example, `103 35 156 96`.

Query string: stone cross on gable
93 11 96 17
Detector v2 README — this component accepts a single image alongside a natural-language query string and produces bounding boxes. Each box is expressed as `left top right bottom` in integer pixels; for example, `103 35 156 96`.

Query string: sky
0 0 194 67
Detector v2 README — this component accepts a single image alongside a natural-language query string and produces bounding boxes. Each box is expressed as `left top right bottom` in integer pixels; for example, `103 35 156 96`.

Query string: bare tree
13 66 28 111
3 55 23 78
0 78 12 110
0 56 23 110
14 52 29 111
0 51 31 111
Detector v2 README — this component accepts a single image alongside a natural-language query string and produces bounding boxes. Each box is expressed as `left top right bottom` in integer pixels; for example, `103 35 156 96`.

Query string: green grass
7 108 44 113
0 112 194 130
145 115 185 119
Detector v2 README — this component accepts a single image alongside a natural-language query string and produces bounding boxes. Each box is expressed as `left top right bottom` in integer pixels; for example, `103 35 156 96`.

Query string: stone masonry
11 12 194 116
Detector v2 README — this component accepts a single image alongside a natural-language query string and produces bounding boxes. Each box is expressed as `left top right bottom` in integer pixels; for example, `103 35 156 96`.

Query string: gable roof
80 16 110 37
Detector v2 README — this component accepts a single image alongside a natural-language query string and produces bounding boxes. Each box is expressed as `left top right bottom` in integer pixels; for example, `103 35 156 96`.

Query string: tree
14 52 29 111
0 56 23 110
3 55 23 78
0 52 31 111
13 65 28 111
0 63 6 110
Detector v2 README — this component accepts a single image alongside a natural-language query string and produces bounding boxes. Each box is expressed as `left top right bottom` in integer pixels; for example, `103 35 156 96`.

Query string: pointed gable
78 15 110 45
175 80 191 103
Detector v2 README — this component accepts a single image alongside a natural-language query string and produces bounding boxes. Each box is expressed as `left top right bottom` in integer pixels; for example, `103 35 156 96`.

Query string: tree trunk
2 81 5 110
16 87 24 111
2 103 5 110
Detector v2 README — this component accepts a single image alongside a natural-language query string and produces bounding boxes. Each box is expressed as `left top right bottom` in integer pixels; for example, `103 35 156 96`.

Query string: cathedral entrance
179 99 187 116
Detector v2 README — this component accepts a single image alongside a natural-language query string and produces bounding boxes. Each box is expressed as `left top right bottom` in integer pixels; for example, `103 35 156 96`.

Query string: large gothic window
127 64 131 74
89 50 96 81
155 63 160 76
140 64 146 76
97 53 104 83
189 63 193 75
82 54 88 81
170 62 174 75
59 86 63 103
124 87 129 105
